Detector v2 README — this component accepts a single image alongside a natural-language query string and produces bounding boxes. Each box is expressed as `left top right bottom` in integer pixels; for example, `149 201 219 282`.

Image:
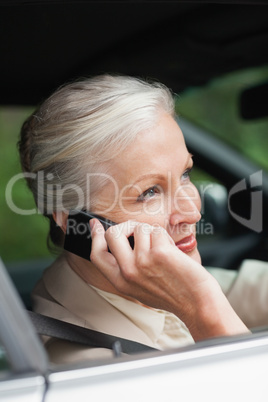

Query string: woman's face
93 112 202 263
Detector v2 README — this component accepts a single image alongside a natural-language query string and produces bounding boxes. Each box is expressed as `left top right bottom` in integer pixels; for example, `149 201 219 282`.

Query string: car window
176 65 268 175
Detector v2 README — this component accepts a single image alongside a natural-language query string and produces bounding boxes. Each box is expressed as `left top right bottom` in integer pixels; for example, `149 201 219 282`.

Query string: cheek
186 183 201 211
117 192 166 222
174 183 201 214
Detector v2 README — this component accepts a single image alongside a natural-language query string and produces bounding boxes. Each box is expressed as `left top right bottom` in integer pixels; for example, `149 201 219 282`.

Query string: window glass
176 65 268 171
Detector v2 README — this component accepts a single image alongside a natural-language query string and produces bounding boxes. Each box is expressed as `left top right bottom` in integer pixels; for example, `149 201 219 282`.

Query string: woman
19 74 249 364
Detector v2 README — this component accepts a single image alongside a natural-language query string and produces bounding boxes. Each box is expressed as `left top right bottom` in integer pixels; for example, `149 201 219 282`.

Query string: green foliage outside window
176 65 268 173
0 108 51 263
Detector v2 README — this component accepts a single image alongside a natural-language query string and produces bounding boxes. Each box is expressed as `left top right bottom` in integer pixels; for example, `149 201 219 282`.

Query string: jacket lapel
42 257 156 348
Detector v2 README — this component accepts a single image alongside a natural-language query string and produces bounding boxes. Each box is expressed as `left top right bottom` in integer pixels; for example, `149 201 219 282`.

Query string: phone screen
64 210 134 261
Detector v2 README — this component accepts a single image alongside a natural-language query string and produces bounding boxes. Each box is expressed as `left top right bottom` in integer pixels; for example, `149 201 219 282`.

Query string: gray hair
18 74 175 247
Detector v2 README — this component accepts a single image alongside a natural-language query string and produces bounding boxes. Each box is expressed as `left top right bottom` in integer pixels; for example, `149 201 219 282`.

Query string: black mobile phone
64 210 134 261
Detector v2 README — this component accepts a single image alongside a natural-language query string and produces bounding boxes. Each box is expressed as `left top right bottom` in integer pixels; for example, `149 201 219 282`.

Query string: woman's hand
89 219 249 341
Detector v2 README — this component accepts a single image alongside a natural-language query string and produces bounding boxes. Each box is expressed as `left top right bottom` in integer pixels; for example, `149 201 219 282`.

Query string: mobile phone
64 210 134 261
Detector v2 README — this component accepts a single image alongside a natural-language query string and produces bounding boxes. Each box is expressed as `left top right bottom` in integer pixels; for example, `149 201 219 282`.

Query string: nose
169 185 201 227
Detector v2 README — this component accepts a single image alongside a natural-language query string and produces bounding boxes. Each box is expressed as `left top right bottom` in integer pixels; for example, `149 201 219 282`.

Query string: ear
52 211 68 234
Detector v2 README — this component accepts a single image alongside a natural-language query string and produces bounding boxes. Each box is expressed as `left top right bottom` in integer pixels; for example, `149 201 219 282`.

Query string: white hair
19 74 175 247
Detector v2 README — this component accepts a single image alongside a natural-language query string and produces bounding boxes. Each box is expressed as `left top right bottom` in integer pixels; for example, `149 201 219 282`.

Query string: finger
105 220 139 267
89 218 117 266
151 225 175 247
89 218 123 280
105 220 139 249
89 218 107 253
133 223 153 252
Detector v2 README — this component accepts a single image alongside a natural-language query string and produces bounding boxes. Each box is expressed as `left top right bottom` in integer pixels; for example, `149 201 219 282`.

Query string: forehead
110 113 188 180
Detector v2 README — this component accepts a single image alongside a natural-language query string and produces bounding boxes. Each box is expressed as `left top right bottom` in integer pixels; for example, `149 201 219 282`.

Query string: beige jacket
208 259 268 329
32 257 268 365
32 256 193 364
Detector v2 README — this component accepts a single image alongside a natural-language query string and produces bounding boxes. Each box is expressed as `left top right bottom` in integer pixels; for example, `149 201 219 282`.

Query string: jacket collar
42 255 163 347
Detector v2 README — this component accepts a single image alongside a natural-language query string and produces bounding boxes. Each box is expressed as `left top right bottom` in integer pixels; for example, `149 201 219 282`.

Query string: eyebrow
132 173 166 186
133 153 194 186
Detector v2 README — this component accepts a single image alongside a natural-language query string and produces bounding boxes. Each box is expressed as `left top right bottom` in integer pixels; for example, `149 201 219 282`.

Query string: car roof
1 1 268 105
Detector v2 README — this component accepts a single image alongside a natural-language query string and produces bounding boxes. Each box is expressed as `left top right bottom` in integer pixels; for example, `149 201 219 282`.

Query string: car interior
1 2 268 398
1 0 268 308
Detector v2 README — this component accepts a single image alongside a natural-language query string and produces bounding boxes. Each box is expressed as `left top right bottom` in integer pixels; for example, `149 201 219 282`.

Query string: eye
181 167 193 181
137 185 160 202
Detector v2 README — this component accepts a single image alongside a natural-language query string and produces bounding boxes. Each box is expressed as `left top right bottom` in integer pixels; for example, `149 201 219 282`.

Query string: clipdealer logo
5 169 264 234
228 170 263 233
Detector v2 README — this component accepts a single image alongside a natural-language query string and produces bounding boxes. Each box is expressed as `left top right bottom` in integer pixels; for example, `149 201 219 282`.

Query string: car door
0 258 48 402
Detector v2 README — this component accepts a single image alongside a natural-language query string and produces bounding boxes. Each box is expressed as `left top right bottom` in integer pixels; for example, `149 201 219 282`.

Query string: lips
175 234 197 254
